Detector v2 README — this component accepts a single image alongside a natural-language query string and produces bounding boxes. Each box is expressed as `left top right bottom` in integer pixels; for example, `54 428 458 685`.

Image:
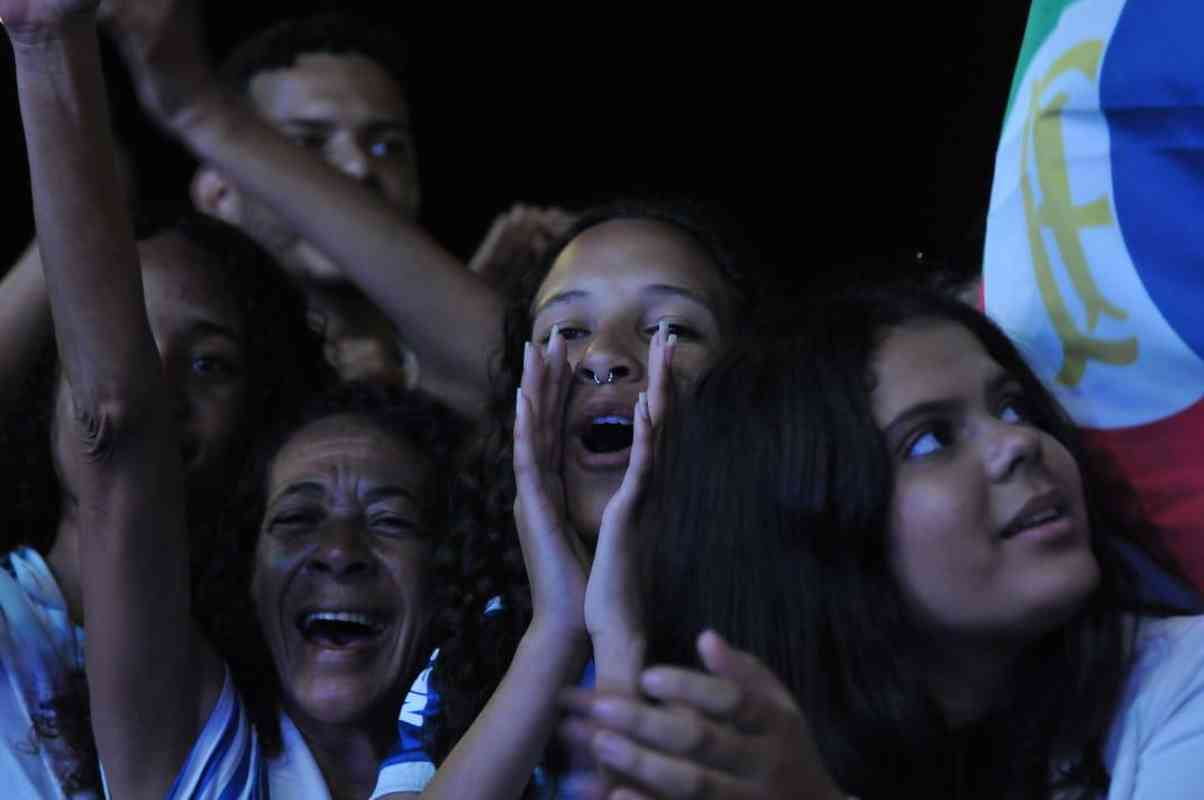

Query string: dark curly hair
197 381 464 757
425 198 759 778
217 13 409 103
2 212 327 794
639 284 1192 799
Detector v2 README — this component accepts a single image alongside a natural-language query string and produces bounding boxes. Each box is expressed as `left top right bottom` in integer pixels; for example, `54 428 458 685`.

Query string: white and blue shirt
0 547 94 799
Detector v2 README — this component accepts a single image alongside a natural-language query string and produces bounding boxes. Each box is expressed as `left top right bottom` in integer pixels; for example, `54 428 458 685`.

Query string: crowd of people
0 1 1202 798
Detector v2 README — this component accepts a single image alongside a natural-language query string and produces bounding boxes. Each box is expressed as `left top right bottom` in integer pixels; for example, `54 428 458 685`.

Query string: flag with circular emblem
985 0 1204 588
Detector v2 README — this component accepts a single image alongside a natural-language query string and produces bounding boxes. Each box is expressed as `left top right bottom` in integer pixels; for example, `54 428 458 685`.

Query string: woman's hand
98 0 215 127
585 322 676 689
561 631 847 800
514 329 591 639
1 0 98 45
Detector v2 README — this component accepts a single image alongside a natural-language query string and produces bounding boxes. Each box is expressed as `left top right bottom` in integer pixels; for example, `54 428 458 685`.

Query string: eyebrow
532 284 720 318
190 319 243 344
269 481 419 507
278 117 412 133
880 371 1015 442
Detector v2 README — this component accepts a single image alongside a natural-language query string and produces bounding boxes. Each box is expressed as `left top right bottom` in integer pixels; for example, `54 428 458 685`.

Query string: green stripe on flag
1004 0 1084 117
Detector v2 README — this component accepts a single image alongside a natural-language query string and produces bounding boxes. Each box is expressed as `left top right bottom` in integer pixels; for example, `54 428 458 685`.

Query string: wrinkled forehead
266 413 430 499
247 51 410 125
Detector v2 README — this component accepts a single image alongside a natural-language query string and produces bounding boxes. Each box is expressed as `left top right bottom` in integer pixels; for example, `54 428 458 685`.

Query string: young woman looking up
565 287 1203 799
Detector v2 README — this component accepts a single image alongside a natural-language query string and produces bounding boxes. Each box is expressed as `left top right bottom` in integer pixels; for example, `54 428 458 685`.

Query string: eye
998 393 1032 425
903 421 955 460
369 134 411 159
267 508 322 535
191 355 240 379
538 325 589 345
288 132 327 151
644 321 699 340
369 512 420 537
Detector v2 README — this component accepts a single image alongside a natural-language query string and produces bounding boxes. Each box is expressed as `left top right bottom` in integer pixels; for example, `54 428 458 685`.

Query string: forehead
248 52 409 125
138 234 243 336
267 413 429 496
871 320 1000 420
534 219 728 313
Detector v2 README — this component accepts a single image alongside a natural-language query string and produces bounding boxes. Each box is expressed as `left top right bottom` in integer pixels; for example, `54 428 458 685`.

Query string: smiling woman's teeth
299 611 385 644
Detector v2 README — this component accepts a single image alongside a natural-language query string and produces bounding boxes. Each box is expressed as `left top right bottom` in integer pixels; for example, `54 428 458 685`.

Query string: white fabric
0 547 94 799
157 671 331 800
1103 615 1204 799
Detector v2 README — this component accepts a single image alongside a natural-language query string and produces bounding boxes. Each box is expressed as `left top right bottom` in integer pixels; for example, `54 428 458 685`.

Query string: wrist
528 613 590 649
164 79 231 140
591 631 646 692
7 15 95 61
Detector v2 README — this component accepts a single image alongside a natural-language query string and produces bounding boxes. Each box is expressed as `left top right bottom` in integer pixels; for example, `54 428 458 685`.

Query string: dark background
0 4 1030 296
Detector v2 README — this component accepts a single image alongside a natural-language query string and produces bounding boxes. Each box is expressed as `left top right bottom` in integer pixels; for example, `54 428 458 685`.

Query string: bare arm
6 8 220 798
103 0 501 419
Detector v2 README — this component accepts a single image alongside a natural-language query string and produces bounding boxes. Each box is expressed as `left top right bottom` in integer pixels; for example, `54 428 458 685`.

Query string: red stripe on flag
1084 399 1204 589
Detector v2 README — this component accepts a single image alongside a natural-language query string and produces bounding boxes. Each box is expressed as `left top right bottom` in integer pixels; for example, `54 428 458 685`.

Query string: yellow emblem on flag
1020 39 1137 387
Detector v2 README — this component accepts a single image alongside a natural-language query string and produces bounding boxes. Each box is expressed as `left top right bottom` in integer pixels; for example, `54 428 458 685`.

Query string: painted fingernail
516 387 524 416
658 319 669 340
548 325 560 351
638 392 648 420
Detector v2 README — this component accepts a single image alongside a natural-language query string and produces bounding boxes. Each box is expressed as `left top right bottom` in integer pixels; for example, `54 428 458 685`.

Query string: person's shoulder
1132 614 1204 664
1121 615 1204 720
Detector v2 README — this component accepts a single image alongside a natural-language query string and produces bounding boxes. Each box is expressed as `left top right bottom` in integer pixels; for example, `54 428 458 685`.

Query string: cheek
193 383 248 437
888 476 995 619
670 344 722 388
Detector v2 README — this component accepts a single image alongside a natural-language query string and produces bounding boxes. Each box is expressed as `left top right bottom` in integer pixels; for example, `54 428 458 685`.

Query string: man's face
238 51 420 281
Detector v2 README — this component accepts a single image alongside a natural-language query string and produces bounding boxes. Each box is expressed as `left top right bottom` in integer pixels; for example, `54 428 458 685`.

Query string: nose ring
589 368 616 385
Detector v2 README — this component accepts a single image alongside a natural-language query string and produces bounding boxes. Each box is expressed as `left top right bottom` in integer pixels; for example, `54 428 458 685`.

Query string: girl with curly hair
369 199 758 799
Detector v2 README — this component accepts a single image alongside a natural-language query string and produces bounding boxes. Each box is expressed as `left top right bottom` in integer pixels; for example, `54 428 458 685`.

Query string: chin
290 676 398 727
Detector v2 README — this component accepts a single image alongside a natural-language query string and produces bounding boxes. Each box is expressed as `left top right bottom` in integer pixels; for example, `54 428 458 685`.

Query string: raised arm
102 0 501 419
5 6 219 797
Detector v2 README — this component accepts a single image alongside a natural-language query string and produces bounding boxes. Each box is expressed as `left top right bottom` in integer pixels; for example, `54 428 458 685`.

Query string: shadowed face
52 232 248 504
242 51 419 282
252 414 433 728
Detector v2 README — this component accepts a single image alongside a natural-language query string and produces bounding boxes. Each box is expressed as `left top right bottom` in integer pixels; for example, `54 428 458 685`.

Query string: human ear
190 166 243 224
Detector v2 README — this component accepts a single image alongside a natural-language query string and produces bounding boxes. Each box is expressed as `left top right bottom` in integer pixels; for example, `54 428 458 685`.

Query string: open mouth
580 415 634 454
296 610 388 648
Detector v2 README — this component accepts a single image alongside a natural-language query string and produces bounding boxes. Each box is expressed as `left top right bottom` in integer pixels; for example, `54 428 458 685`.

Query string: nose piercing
589 368 616 385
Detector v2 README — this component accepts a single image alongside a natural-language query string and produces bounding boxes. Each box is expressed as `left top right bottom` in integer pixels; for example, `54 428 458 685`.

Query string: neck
46 511 85 624
924 637 1025 727
287 702 397 800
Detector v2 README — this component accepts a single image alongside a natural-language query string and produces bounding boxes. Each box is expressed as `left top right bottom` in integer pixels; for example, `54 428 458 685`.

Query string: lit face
244 51 420 281
871 320 1099 649
252 414 433 728
531 219 732 544
53 233 248 502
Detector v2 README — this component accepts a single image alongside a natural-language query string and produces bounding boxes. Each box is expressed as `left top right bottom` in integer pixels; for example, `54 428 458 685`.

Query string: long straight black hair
639 284 1188 799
